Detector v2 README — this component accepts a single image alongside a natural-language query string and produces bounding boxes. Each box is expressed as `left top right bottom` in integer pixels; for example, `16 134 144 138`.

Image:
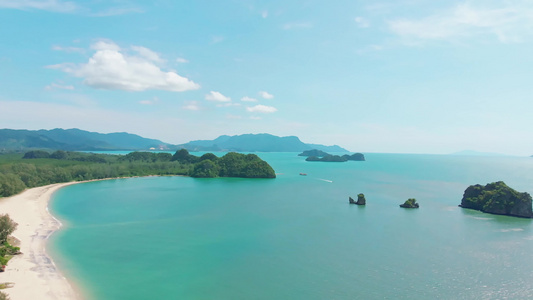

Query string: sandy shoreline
0 182 84 300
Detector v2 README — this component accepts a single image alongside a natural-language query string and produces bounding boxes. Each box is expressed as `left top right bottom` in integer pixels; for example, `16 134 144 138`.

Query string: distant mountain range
0 128 170 151
0 129 348 153
177 133 348 152
450 150 508 157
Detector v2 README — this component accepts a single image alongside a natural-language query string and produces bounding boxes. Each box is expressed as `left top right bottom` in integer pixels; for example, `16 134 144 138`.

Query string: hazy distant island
0 129 348 153
400 198 419 208
301 149 365 162
0 149 275 198
459 181 533 218
178 133 348 153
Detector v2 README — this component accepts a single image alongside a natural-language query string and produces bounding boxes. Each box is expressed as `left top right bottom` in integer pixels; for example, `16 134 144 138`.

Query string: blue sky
1 0 532 155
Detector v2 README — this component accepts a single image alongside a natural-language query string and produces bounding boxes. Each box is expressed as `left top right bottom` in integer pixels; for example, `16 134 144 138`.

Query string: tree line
0 150 275 197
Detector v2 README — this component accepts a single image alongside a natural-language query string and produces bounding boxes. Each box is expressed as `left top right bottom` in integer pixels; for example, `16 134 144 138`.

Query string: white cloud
261 10 268 18
258 91 274 99
0 0 78 12
205 91 231 102
50 40 200 92
283 22 313 30
45 82 75 90
240 96 258 102
246 104 277 113
355 17 370 28
176 57 189 63
52 45 84 53
182 101 200 111
131 46 165 64
389 2 533 43
139 97 159 105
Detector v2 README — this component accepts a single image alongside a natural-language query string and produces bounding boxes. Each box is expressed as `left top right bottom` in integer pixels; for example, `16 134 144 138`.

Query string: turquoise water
50 153 533 299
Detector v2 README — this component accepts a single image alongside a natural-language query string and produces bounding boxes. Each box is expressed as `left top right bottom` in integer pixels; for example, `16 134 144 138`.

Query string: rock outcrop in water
400 198 419 208
349 194 366 205
459 181 533 218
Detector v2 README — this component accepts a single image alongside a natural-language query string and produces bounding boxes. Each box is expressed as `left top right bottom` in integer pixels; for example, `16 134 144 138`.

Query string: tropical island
459 181 533 218
301 149 366 162
0 149 275 198
400 198 419 208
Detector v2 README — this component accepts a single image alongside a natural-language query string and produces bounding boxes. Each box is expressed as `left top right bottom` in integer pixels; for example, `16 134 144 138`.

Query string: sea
49 153 533 300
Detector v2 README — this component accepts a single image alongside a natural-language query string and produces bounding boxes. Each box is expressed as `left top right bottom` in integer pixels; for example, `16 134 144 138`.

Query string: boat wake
317 178 333 183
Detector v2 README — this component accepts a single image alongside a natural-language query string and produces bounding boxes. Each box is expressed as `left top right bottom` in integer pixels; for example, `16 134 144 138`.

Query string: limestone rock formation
460 181 533 218
349 193 366 205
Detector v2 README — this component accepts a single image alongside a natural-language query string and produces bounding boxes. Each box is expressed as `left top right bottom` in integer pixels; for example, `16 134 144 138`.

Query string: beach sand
0 182 83 300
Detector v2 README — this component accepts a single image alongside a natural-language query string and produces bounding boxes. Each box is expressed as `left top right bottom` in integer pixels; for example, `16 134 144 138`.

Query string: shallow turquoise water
50 153 533 299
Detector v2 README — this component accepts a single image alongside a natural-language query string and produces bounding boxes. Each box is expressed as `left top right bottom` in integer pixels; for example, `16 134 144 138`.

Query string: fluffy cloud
49 40 200 92
389 2 533 43
176 57 189 63
0 0 78 12
240 96 258 102
131 46 164 64
205 91 231 102
246 104 277 113
258 91 274 99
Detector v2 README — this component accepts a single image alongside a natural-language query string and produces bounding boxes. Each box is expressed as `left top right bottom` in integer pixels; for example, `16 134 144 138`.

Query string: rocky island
459 181 533 218
349 194 366 205
400 198 419 208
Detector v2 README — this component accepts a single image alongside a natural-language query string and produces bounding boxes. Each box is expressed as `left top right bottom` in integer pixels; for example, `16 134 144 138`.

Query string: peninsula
459 181 533 218
0 149 275 198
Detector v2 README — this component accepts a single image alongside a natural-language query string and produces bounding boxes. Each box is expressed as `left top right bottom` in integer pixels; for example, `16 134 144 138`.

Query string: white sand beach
0 183 83 300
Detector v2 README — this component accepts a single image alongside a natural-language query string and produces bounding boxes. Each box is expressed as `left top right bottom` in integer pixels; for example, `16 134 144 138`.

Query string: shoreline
0 182 84 299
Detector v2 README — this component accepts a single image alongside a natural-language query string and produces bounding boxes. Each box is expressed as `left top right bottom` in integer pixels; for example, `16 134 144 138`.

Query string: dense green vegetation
0 214 19 272
0 150 275 198
400 198 419 208
460 181 533 218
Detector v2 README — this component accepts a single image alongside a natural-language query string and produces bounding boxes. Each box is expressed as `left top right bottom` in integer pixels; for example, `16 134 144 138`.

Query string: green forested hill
0 128 170 151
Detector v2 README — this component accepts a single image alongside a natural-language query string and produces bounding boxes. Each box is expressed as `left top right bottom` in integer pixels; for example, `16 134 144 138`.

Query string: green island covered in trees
460 181 533 218
300 149 365 162
400 198 419 208
0 149 276 198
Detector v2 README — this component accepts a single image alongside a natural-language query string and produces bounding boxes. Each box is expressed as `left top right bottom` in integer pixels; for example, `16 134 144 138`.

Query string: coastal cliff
460 181 533 218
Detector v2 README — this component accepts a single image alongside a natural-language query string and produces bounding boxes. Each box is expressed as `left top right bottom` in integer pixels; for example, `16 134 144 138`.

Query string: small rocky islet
346 182 532 218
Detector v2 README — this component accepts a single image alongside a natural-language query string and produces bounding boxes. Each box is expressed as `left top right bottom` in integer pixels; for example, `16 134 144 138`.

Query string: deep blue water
50 153 533 299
